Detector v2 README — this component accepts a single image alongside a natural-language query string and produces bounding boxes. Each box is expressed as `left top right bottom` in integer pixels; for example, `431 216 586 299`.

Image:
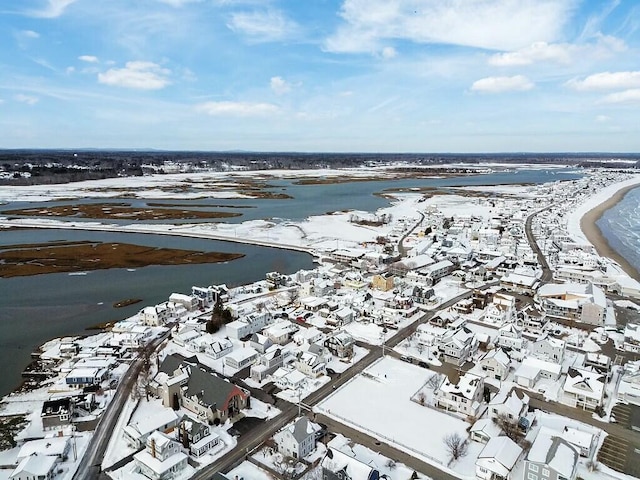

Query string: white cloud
566 71 640 91
227 10 300 42
98 61 171 90
470 75 534 93
28 0 78 18
595 115 611 122
489 35 625 66
380 46 397 59
600 89 640 104
79 55 99 63
14 94 39 105
270 76 292 95
22 30 40 39
195 101 279 116
324 0 574 53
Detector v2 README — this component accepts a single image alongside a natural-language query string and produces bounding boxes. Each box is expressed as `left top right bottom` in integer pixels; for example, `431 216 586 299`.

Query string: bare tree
443 433 468 464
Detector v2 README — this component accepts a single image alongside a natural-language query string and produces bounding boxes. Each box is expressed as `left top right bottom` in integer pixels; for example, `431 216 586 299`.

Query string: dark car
228 428 240 437
326 368 337 375
418 361 429 369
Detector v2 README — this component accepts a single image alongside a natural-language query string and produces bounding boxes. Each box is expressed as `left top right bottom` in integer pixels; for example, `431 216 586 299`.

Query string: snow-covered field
314 356 475 477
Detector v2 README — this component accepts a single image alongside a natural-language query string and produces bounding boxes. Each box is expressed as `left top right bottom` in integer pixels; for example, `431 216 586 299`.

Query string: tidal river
0 168 582 397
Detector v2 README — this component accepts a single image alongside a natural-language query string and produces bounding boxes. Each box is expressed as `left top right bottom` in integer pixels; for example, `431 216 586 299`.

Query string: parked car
418 361 429 369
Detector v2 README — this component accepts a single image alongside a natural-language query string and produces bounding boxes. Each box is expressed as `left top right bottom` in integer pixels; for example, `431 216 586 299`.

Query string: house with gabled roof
274 416 318 459
434 372 484 417
475 435 522 480
437 326 478 366
324 331 354 358
478 348 511 381
176 418 220 458
524 428 579 480
133 431 188 480
10 454 57 480
321 447 380 480
561 367 605 411
153 355 249 425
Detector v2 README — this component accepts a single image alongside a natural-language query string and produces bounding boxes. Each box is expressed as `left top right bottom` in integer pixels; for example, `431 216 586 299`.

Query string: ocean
597 186 640 275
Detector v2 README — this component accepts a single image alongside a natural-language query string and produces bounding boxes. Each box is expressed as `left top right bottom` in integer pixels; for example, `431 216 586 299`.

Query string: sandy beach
580 184 640 282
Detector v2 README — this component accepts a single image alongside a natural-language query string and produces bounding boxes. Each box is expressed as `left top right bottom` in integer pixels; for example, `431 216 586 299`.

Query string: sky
0 0 639 153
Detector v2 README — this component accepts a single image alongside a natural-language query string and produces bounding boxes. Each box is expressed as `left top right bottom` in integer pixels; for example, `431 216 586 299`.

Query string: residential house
531 335 565 363
561 367 605 411
479 348 511 381
324 331 355 359
475 436 522 480
153 355 249 425
123 407 181 449
623 323 640 353
537 282 607 326
204 338 233 360
437 327 478 366
10 454 57 480
434 372 484 418
133 431 188 480
273 368 308 391
250 346 285 383
224 347 259 371
617 361 640 405
264 320 299 345
524 429 579 480
41 398 74 431
583 353 612 380
561 426 597 458
515 357 562 389
321 448 380 480
226 311 273 340
500 267 540 295
496 323 525 353
274 416 317 459
176 418 220 458
470 418 502 444
295 346 326 378
488 389 529 425
139 304 173 327
483 294 516 325
371 272 394 292
17 437 70 463
65 367 108 389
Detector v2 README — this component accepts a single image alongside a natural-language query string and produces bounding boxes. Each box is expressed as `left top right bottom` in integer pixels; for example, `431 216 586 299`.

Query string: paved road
72 330 172 480
524 204 555 284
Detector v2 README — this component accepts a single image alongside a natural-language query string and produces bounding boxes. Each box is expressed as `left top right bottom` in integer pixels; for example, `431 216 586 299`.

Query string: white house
496 323 525 353
435 372 484 417
617 361 640 405
515 357 562 389
475 436 522 480
561 367 606 411
224 347 259 370
478 348 511 381
531 335 565 363
437 327 478 366
10 454 57 480
133 431 188 480
274 416 318 460
123 408 181 449
623 323 640 353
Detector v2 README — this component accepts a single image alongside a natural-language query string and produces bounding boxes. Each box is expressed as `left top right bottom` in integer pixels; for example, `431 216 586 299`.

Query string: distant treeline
0 150 638 185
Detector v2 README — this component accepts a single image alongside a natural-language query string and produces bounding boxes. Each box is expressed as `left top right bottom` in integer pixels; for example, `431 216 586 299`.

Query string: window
529 464 539 472
527 473 538 480
542 469 550 477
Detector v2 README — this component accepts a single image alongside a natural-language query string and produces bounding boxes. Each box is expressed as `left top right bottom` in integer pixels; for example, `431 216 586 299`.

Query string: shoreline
580 184 640 282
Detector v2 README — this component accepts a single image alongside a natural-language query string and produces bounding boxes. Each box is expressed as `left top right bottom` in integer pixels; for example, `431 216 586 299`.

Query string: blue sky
0 0 639 152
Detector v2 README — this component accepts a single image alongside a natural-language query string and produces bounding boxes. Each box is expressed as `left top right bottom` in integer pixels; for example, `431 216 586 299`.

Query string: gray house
322 448 380 480
524 428 579 480
274 416 317 459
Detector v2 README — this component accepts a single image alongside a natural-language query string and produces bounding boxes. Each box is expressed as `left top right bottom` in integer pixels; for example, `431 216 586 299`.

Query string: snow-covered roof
17 437 69 461
477 436 523 477
11 454 57 478
563 367 605 400
527 428 578 479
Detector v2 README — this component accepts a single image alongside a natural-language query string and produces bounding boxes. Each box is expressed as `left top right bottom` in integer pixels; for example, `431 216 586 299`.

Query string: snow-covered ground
314 356 475 478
